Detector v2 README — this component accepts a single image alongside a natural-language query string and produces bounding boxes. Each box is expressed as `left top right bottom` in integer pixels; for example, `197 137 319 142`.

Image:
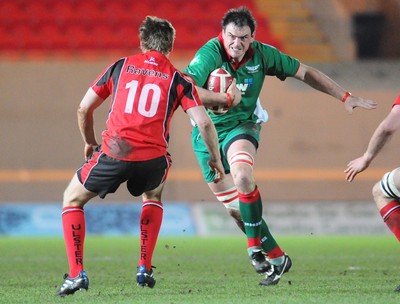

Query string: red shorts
77 149 171 198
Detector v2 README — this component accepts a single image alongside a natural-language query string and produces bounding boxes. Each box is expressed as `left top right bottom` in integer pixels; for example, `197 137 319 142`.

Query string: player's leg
222 123 285 260
375 168 400 240
208 174 245 232
225 139 272 273
208 176 285 259
129 155 171 288
58 174 96 296
227 138 291 285
136 183 165 288
373 168 400 292
58 151 129 296
193 127 246 231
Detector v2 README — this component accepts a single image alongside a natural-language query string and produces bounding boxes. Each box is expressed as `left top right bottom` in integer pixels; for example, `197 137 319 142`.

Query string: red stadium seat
0 0 277 57
39 23 68 50
12 24 43 50
0 26 17 50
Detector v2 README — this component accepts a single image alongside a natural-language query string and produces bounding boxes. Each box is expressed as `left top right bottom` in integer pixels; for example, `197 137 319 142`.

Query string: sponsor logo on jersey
245 64 260 74
236 78 253 93
236 83 248 93
144 56 158 66
189 55 201 66
126 65 169 79
244 78 253 87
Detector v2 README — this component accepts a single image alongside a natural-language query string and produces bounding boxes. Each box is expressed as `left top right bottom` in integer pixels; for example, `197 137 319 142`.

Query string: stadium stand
254 0 337 62
0 0 281 59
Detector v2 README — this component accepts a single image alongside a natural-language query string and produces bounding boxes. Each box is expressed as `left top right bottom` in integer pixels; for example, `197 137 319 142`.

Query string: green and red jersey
184 32 300 126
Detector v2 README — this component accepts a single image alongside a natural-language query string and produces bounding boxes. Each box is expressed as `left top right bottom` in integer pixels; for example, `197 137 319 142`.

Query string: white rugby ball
206 68 233 115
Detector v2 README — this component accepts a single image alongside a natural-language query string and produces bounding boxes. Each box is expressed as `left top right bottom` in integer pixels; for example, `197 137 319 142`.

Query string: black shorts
77 150 172 198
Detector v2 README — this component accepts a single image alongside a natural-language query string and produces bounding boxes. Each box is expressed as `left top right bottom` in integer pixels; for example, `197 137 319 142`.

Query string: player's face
222 23 254 63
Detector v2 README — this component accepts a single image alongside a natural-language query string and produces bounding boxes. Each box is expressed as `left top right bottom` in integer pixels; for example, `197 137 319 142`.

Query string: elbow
383 128 396 137
77 105 90 118
197 117 213 132
380 121 397 136
203 121 213 133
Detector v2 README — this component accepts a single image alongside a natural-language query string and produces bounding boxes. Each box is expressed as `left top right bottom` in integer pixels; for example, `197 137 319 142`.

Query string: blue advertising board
0 202 196 236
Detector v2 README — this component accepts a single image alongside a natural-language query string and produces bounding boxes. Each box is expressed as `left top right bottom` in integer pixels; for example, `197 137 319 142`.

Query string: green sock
238 190 263 239
260 219 279 252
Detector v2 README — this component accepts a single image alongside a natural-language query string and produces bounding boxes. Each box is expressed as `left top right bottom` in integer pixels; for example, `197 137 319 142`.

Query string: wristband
226 92 233 107
342 92 351 103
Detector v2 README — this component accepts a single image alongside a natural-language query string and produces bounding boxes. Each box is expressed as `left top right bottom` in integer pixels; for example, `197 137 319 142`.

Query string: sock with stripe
215 187 245 232
138 200 164 270
260 218 285 264
218 187 284 259
62 206 86 278
380 201 400 241
238 187 263 253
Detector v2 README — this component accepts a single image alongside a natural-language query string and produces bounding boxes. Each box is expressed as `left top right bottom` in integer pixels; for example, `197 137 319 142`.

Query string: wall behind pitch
0 59 399 203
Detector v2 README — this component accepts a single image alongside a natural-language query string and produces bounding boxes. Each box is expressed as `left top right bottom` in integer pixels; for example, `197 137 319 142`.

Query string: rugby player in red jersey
346 96 400 292
57 16 224 296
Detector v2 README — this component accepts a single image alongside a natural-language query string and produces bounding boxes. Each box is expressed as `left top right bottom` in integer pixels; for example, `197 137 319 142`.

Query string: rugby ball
206 68 233 115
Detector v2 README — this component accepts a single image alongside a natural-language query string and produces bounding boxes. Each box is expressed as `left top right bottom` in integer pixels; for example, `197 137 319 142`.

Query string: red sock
380 201 400 241
267 246 285 259
138 201 163 270
247 237 261 249
62 206 86 277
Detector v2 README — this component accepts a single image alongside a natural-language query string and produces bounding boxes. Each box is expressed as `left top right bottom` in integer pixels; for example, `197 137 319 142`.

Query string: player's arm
294 63 377 114
186 106 224 183
195 79 241 108
77 88 105 160
345 105 400 181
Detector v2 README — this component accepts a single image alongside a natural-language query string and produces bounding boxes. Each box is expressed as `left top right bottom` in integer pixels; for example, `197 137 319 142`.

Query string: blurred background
0 0 399 235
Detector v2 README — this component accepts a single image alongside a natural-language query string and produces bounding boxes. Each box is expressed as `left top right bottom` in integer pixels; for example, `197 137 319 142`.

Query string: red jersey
91 51 202 161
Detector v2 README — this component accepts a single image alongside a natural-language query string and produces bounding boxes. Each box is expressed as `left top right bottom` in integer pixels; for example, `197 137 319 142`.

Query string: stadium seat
0 26 17 50
0 0 277 57
39 23 68 50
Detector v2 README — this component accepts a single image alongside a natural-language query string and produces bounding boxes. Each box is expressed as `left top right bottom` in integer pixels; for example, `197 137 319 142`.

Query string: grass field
0 236 399 304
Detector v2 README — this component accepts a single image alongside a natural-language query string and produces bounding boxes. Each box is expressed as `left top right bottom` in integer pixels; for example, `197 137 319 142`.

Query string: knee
372 182 381 199
63 188 85 208
372 182 389 210
63 187 74 206
62 178 90 208
142 190 162 202
231 167 254 190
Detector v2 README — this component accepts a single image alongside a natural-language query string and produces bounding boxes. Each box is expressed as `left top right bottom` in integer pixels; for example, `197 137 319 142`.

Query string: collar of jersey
143 50 168 60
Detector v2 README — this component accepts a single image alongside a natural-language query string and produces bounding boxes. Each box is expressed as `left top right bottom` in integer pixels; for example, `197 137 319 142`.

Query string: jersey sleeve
184 38 223 87
179 73 203 111
90 58 126 100
258 43 300 81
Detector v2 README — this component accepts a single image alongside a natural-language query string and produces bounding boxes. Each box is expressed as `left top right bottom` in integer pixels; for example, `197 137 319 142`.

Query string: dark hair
139 16 176 54
221 7 257 34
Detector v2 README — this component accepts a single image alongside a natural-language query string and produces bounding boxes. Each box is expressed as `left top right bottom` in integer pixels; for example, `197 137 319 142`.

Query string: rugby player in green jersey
184 6 377 286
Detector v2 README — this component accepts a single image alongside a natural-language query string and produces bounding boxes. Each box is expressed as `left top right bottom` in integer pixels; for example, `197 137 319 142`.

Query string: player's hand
226 79 241 107
344 95 377 114
208 159 225 183
344 156 370 181
84 143 99 161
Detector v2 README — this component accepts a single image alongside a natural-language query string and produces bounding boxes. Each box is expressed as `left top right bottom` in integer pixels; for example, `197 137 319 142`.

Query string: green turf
0 236 399 303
